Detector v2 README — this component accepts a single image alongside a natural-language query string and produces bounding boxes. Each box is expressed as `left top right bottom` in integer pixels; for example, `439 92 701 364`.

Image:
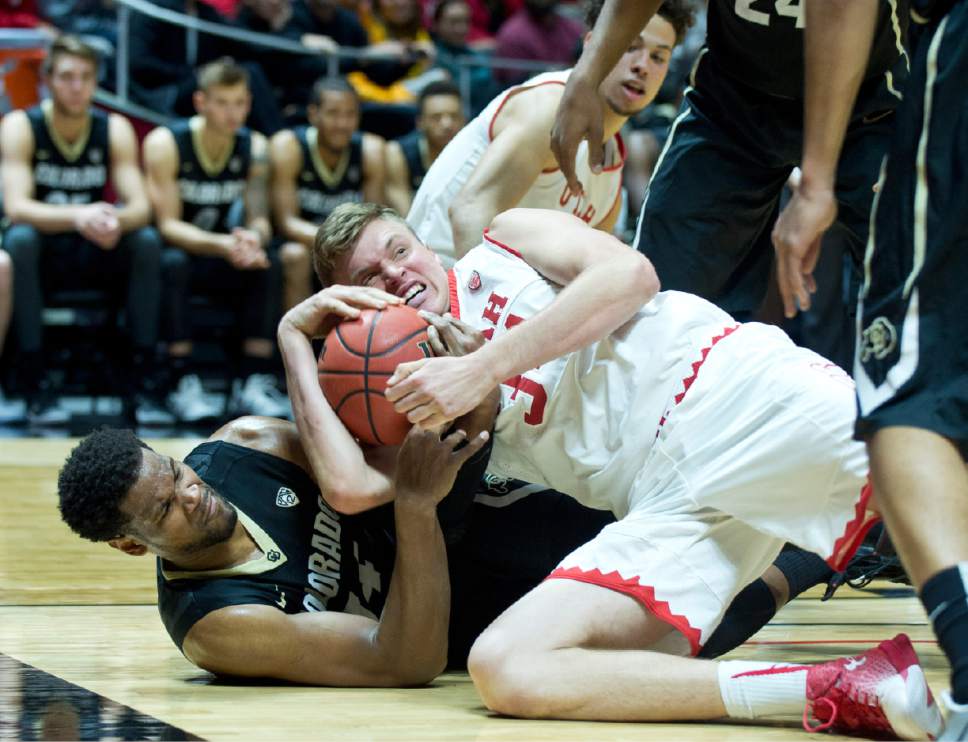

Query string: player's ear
192 89 206 115
108 537 149 557
583 30 593 46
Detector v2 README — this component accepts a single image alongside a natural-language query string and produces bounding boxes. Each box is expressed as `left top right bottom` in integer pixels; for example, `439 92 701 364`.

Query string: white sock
718 660 808 719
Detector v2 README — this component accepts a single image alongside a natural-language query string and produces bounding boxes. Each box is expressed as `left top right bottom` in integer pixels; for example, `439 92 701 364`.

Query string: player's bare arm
278 286 403 514
208 416 314 475
182 425 489 686
772 0 879 318
387 209 658 427
361 133 387 205
0 110 90 233
269 130 318 248
383 140 412 215
143 126 233 258
243 133 272 248
550 0 662 195
107 113 151 233
448 87 560 259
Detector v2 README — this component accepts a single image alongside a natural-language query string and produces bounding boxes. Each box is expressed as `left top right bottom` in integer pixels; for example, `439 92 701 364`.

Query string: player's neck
315 138 347 168
601 106 628 142
197 120 235 161
166 520 260 573
46 100 90 144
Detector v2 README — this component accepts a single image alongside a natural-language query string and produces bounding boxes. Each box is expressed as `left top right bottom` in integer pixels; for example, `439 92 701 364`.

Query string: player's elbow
626 251 660 300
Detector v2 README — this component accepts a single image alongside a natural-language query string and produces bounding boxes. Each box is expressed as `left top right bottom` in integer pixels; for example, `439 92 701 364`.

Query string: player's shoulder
249 130 268 157
492 80 562 137
0 108 32 143
208 416 311 474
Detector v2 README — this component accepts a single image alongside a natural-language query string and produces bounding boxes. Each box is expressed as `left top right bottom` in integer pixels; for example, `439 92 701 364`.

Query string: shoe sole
880 635 944 740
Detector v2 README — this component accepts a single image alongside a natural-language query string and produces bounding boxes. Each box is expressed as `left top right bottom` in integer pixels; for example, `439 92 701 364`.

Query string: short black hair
309 75 358 107
418 80 461 111
583 0 696 45
58 428 149 542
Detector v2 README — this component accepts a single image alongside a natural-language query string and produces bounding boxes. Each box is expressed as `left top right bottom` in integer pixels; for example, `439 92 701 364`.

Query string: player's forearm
158 219 232 257
476 252 658 383
574 0 663 86
799 0 879 191
375 496 450 683
116 197 152 232
3 199 84 233
278 323 394 513
282 215 319 248
449 200 497 259
246 215 272 246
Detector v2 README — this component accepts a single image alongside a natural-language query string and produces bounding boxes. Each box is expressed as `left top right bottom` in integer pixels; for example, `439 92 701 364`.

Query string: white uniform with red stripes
407 69 625 265
449 234 875 656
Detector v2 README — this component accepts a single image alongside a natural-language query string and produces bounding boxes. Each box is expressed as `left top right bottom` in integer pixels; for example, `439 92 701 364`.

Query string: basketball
317 305 432 446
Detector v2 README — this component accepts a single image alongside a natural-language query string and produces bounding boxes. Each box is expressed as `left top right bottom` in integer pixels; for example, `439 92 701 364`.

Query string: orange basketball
317 305 432 446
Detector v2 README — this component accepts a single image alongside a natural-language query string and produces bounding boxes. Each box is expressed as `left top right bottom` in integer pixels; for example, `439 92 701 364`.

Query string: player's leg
0 249 25 421
852 9 968 730
468 514 939 736
279 240 313 312
633 53 795 319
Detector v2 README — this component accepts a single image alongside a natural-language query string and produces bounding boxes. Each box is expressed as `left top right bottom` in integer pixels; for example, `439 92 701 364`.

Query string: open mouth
622 81 645 98
402 283 427 306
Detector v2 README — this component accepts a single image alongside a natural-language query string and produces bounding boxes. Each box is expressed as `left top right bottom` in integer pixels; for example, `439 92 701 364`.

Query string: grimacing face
117 449 237 559
599 14 677 117
333 218 450 315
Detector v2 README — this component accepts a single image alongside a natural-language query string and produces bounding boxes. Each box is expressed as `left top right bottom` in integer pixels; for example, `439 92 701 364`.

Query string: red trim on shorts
483 228 523 258
447 269 461 320
656 324 741 433
826 480 880 573
546 566 704 656
487 80 565 142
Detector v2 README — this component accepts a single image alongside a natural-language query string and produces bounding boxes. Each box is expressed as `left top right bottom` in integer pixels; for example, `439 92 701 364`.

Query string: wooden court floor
0 438 952 741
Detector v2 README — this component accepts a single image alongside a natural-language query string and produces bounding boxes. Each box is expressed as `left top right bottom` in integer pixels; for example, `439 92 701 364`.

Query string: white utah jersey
450 234 738 516
408 69 626 265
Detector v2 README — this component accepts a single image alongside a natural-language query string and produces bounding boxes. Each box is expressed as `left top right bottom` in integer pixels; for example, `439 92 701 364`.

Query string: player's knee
127 227 163 269
2 223 42 262
468 630 548 718
161 248 191 285
280 241 310 270
0 249 11 288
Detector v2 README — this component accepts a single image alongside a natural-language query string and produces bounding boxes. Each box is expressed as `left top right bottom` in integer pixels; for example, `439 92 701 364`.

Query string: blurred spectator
347 0 445 104
431 0 496 114
0 0 43 26
384 79 463 214
289 0 369 63
0 35 167 425
233 0 333 115
38 0 116 61
420 0 518 43
128 0 285 134
493 0 583 85
269 76 385 308
142 59 289 422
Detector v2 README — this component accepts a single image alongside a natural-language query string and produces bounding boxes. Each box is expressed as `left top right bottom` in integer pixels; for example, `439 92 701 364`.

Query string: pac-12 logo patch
275 487 299 507
467 271 482 292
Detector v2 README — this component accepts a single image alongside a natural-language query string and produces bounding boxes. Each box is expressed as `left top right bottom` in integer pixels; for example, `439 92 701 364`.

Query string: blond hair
313 202 411 285
196 57 249 93
45 35 99 76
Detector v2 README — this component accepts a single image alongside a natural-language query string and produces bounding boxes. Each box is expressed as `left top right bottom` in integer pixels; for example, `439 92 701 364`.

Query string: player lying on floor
57 413 622 685
301 202 943 738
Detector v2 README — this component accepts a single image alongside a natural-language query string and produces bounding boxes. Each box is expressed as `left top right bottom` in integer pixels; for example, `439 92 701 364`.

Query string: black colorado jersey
294 126 364 223
27 102 109 206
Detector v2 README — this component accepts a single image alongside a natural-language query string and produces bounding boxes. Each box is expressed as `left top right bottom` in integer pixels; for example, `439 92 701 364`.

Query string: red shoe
804 634 943 739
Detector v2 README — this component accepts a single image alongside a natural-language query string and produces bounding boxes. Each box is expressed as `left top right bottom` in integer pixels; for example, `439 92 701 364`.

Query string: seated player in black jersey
384 81 465 216
268 77 386 312
142 59 289 424
0 35 167 427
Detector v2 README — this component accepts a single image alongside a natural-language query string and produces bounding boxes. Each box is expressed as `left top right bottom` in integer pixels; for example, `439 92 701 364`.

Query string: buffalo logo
860 316 898 362
267 550 281 562
275 487 299 507
467 271 482 292
229 156 242 173
348 166 361 182
89 148 103 164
